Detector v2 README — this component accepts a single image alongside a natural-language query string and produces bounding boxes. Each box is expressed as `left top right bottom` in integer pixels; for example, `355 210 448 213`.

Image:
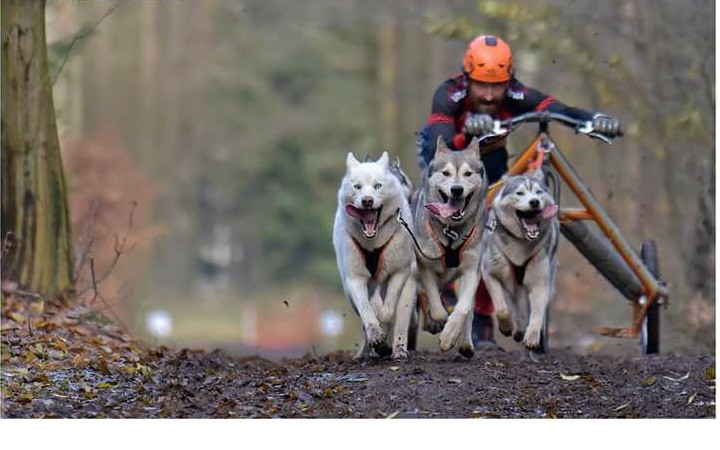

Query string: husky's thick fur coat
333 152 417 359
480 169 559 350
411 137 488 357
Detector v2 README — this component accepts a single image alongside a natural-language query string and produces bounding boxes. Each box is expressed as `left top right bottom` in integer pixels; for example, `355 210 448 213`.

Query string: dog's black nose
361 196 374 208
450 185 464 198
529 198 540 209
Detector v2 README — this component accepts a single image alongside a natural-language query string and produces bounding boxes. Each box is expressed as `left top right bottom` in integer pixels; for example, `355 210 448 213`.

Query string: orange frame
485 135 668 338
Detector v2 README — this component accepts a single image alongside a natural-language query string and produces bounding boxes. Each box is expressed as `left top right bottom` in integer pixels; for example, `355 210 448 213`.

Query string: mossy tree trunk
1 0 74 296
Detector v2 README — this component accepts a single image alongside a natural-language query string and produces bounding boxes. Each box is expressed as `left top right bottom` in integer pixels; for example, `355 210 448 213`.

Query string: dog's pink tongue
345 204 376 222
424 202 461 219
542 204 558 220
363 221 377 236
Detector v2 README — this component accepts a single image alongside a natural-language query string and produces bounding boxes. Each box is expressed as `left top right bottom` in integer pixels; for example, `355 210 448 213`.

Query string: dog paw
429 308 448 323
373 341 393 357
391 347 409 360
513 329 525 342
438 314 463 351
497 315 513 337
365 322 385 346
458 344 474 359
423 316 446 335
523 328 541 349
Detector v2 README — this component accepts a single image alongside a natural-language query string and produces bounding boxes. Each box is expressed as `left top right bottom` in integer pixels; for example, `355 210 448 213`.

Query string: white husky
333 152 417 359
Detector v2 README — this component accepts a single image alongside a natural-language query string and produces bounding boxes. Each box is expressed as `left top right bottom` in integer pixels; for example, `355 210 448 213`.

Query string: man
416 35 621 348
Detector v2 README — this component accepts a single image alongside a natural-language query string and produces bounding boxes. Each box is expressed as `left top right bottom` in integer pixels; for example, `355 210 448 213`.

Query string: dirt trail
1 295 715 418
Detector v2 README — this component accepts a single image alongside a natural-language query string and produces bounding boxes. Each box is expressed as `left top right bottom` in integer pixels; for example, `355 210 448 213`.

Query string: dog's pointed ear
346 152 360 171
435 136 450 156
466 136 481 159
377 151 389 167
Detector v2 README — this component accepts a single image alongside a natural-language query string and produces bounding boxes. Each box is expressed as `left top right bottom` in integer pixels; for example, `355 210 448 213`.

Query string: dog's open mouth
345 204 382 238
425 191 474 221
516 204 558 240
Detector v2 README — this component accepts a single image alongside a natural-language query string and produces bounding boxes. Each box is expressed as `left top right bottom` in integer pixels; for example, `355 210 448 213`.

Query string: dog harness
425 219 478 269
350 235 394 278
484 209 549 285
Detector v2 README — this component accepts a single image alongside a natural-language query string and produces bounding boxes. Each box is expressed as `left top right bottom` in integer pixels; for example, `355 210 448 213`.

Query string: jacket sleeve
508 79 594 122
425 83 468 150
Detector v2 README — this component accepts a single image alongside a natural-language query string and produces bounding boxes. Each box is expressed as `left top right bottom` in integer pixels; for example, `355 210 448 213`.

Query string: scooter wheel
640 240 661 355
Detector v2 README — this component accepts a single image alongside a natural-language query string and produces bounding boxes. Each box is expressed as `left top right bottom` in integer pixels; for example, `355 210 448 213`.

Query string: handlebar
476 111 623 146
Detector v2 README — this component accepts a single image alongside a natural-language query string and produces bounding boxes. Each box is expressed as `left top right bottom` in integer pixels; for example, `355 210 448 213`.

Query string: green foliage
254 137 336 284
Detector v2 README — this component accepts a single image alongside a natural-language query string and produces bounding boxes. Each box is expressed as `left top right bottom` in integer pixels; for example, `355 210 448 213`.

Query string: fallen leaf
687 393 697 404
385 410 400 419
614 402 630 411
704 367 715 381
642 375 656 387
560 373 581 381
94 359 111 375
29 300 44 315
389 366 399 371
7 311 25 324
96 382 113 389
663 372 690 382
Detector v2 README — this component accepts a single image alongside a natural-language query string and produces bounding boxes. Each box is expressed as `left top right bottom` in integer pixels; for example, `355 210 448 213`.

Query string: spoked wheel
640 240 661 354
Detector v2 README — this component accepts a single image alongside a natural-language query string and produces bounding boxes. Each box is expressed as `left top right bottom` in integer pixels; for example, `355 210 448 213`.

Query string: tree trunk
378 10 399 153
1 0 74 296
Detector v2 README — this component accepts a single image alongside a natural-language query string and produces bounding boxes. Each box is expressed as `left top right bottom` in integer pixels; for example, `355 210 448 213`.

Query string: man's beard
473 100 499 115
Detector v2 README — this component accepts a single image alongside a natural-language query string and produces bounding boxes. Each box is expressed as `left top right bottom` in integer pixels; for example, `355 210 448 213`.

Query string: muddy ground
1 295 715 418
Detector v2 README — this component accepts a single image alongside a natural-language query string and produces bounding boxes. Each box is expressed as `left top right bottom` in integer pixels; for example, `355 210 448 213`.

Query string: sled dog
480 169 559 350
333 151 417 359
411 137 488 357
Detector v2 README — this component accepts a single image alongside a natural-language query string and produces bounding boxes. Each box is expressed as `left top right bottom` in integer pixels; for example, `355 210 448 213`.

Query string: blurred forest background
43 0 714 357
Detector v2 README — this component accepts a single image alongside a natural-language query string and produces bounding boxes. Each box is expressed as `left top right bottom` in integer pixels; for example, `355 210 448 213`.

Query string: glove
463 114 494 136
592 113 621 137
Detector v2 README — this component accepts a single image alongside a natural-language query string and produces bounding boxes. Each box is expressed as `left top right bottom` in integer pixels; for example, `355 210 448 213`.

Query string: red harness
425 219 478 269
350 234 394 278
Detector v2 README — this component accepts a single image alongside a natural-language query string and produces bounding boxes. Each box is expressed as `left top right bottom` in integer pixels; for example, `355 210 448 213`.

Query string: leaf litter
1 292 715 418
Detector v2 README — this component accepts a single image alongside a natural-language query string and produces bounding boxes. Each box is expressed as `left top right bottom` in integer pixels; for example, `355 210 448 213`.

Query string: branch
85 259 148 352
76 202 139 297
73 198 100 282
52 2 123 86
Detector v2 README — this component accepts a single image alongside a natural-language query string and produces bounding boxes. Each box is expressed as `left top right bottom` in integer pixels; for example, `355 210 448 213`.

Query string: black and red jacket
425 74 594 152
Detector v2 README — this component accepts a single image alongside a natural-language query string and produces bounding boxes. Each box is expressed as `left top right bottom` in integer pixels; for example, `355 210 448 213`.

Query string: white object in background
146 310 173 338
242 303 257 345
319 310 344 337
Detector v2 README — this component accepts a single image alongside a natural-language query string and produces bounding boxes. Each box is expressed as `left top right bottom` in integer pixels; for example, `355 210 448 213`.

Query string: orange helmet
462 35 513 83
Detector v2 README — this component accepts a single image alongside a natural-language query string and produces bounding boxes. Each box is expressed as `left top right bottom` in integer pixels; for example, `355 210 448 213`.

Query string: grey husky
480 169 559 350
333 151 417 359
411 136 488 357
